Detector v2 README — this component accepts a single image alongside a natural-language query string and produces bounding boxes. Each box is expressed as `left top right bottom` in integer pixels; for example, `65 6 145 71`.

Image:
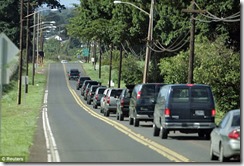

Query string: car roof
70 69 79 72
166 84 210 87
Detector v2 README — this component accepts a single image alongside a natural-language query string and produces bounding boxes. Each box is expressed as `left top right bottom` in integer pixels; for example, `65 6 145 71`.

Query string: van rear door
169 87 191 122
190 86 215 122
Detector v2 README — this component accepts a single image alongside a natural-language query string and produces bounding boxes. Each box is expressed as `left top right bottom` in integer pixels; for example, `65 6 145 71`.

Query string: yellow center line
62 64 193 162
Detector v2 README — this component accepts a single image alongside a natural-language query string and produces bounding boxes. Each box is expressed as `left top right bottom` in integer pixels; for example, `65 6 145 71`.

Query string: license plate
195 110 204 116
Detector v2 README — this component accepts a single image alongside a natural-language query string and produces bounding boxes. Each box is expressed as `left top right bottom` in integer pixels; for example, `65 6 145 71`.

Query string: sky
58 0 79 8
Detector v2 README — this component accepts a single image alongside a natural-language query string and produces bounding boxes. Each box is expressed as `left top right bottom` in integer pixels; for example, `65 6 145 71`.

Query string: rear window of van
171 88 210 103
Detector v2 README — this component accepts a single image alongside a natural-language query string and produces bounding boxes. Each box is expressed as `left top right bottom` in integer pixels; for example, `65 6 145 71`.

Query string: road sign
0 33 20 84
82 48 89 57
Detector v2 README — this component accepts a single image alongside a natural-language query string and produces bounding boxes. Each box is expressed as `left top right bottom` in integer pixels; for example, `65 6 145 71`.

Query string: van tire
153 124 160 136
129 117 134 125
161 128 168 139
119 114 124 121
134 118 139 127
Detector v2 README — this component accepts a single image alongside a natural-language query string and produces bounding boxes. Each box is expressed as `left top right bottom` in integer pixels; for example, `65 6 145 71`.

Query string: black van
129 83 166 127
153 84 216 139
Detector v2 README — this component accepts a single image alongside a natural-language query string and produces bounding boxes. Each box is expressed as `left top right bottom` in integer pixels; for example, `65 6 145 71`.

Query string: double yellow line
63 64 192 162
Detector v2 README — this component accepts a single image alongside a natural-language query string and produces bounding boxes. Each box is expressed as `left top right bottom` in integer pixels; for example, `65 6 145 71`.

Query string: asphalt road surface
29 62 220 163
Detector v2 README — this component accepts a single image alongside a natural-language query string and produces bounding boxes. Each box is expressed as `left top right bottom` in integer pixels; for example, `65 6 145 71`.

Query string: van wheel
105 111 109 117
119 114 124 121
134 118 139 127
129 117 134 125
161 128 168 139
153 124 160 136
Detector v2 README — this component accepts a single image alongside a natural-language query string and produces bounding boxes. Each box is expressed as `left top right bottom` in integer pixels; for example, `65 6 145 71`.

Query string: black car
129 83 166 127
76 76 91 90
153 84 216 139
116 84 135 121
67 69 80 80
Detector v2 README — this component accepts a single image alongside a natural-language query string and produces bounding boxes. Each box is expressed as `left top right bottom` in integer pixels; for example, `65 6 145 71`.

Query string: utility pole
32 12 36 85
25 0 30 93
17 0 24 104
99 42 102 79
142 0 154 83
182 0 205 84
118 44 122 88
109 44 113 88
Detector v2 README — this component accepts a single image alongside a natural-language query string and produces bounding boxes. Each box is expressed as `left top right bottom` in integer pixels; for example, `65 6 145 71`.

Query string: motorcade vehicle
210 109 240 162
153 84 216 139
116 84 135 121
103 88 123 117
67 69 80 80
93 87 107 109
87 85 106 105
80 80 98 96
129 83 166 127
100 88 110 113
83 81 101 100
76 76 91 90
61 60 68 63
86 85 100 104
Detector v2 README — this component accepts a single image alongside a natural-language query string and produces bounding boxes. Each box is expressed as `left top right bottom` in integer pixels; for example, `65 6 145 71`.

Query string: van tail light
211 109 216 117
228 129 240 140
107 97 110 104
164 108 171 117
137 91 141 99
95 94 98 100
120 99 124 107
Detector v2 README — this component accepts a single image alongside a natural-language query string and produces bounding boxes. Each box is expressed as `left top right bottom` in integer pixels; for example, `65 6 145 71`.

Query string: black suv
153 84 216 139
116 84 135 121
67 69 80 80
76 76 91 90
129 83 166 127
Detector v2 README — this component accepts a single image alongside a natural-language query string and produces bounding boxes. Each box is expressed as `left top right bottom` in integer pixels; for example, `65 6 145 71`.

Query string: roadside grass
81 62 126 88
1 62 48 162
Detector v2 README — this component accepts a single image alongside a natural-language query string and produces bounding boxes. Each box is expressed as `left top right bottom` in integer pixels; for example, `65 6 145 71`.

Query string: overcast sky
59 0 79 8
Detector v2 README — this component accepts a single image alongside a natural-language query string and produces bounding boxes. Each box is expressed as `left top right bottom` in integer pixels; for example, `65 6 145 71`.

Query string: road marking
63 64 193 162
42 64 60 162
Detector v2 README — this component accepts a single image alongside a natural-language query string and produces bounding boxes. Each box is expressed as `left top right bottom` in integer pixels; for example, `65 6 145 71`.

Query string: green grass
81 62 126 88
1 62 47 162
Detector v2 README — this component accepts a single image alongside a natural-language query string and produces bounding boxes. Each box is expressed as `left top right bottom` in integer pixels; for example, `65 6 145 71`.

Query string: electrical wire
193 1 240 22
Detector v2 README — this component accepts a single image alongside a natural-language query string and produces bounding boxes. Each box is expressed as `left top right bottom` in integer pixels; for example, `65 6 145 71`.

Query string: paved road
30 62 219 163
46 63 172 162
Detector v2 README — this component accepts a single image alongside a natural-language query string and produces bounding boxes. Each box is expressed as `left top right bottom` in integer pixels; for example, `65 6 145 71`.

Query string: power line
193 1 240 22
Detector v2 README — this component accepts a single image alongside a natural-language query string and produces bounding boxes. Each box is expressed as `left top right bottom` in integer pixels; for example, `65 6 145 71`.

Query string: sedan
210 109 240 162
